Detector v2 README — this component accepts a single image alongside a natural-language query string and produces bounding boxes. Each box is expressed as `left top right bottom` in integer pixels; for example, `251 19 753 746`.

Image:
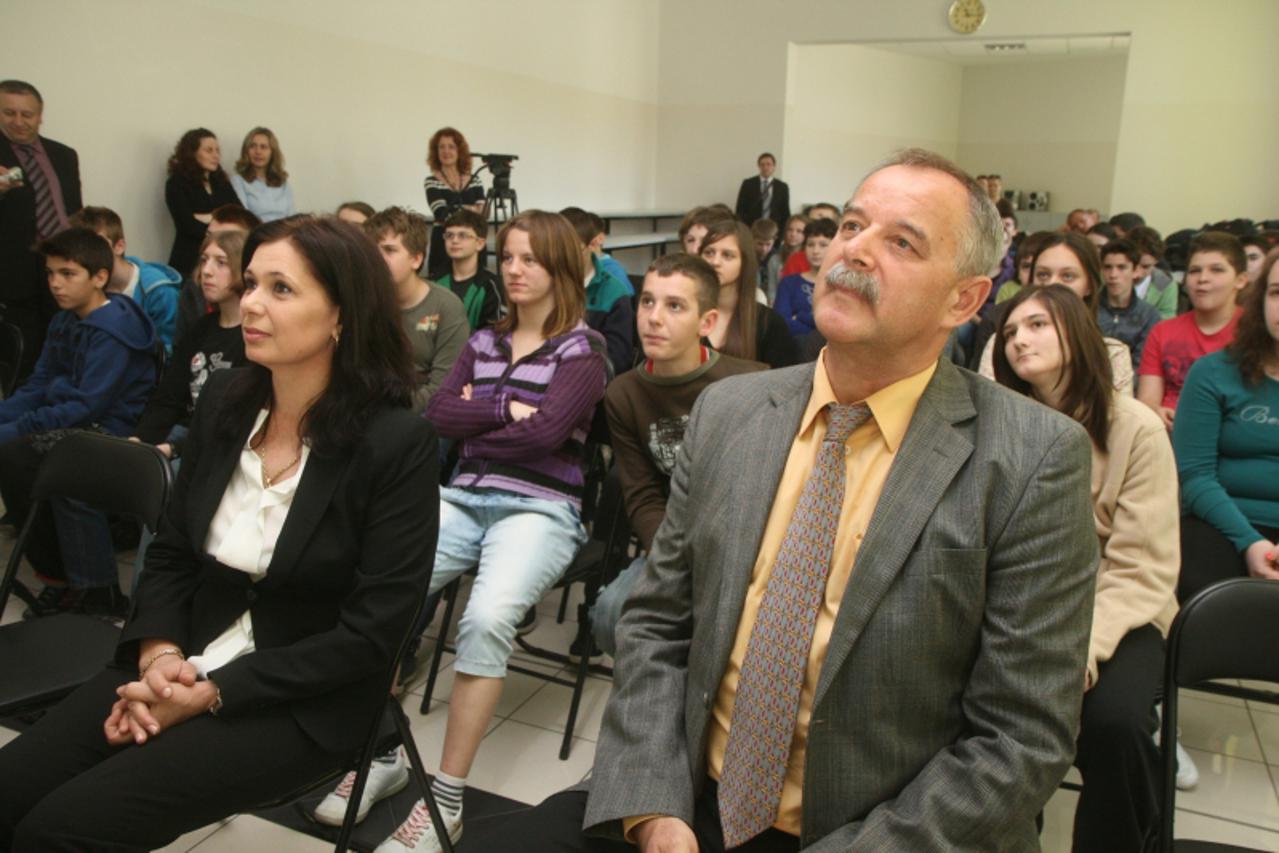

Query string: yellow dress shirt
622 354 936 842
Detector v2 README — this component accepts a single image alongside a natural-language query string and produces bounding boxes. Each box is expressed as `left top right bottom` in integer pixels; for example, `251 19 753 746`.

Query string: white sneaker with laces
1174 741 1199 791
374 799 463 853
313 748 410 827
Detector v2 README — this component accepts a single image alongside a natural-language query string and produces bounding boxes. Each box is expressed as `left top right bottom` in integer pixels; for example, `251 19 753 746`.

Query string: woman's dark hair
699 219 760 361
993 284 1113 448
1227 247 1279 385
166 128 230 186
220 215 415 454
426 127 472 176
1030 231 1102 310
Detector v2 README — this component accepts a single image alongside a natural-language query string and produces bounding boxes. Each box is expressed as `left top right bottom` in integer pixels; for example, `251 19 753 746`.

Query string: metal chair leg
421 578 460 715
392 701 456 853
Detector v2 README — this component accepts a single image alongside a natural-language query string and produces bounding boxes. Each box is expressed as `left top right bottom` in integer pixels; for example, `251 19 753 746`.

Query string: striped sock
430 770 465 817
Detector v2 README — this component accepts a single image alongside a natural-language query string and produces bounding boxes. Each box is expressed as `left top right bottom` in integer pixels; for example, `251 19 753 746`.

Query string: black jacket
118 369 439 752
0 135 81 306
734 175 790 229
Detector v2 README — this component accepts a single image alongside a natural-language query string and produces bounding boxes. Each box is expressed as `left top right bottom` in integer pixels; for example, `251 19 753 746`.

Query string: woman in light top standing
230 127 295 223
994 283 1179 853
424 127 485 279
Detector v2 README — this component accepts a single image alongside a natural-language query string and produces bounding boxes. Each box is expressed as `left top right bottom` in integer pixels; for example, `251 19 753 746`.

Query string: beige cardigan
1087 393 1181 687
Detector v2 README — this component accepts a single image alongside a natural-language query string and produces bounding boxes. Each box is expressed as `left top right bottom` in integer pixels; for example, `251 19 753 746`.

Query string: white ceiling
847 34 1130 66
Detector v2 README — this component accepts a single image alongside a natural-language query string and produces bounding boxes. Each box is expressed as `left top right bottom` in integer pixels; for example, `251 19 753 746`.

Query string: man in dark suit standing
734 152 789 231
489 149 1098 852
0 80 82 382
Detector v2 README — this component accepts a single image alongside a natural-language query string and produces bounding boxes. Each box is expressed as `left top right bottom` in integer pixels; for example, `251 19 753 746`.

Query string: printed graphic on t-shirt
648 415 690 476
416 314 441 334
189 351 235 405
1159 342 1204 401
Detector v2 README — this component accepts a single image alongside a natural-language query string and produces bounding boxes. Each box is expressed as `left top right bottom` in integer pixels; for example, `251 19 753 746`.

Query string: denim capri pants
429 487 587 678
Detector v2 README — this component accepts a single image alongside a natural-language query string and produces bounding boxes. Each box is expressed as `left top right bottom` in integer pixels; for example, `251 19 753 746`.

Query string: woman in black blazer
0 216 439 852
164 128 240 275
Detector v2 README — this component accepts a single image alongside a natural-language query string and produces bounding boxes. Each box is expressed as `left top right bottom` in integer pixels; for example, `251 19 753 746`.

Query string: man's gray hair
852 148 1003 279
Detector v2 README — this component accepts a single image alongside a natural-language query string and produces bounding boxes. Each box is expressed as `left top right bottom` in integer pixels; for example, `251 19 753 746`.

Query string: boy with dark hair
779 203 841 278
752 218 782 305
436 208 506 332
773 217 838 337
560 206 634 377
69 205 182 353
364 206 468 413
590 253 765 655
0 227 156 617
1098 239 1162 367
1128 225 1179 320
581 210 633 296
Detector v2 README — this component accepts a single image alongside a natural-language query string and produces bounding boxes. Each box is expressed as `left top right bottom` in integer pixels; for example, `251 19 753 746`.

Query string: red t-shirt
1137 308 1241 409
781 250 810 277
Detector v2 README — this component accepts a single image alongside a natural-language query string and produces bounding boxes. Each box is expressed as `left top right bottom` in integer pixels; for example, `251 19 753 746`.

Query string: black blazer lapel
256 448 347 590
813 362 976 707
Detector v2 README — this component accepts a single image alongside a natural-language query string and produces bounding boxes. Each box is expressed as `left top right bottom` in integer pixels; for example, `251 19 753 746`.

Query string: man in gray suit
482 149 1097 852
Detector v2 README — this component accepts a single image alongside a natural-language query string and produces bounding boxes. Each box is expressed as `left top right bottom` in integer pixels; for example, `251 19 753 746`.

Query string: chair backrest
1171 578 1279 688
0 320 24 398
593 465 634 588
1160 578 1279 852
30 432 173 532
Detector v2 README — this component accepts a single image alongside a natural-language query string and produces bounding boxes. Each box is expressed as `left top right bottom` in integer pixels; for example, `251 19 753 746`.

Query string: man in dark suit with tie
0 80 82 381
734 153 789 231
490 148 1098 852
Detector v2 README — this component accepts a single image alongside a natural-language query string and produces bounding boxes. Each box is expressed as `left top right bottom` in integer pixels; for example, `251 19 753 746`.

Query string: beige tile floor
3 542 1279 851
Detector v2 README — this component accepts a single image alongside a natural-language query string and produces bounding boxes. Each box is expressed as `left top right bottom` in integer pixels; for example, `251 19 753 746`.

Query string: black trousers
468 782 800 853
1072 623 1164 853
0 667 346 852
1179 514 1279 603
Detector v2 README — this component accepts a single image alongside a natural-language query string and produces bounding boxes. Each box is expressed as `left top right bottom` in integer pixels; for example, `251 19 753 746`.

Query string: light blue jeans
431 487 587 678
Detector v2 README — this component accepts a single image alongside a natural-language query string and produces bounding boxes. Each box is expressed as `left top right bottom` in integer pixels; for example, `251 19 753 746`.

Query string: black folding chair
250 591 455 853
0 319 23 399
0 432 171 718
1159 578 1279 852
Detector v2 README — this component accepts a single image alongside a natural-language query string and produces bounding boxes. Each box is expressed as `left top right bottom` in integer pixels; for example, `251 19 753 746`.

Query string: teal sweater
1172 350 1279 551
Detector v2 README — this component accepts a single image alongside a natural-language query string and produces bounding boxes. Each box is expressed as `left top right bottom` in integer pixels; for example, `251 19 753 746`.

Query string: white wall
783 44 963 211
654 0 1279 234
8 0 660 265
956 55 1129 216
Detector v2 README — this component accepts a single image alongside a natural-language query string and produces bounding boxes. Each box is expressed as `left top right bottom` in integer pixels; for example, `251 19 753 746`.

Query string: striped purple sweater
425 323 608 509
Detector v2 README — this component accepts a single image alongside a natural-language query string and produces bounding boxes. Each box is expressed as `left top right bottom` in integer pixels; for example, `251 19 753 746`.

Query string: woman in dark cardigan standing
164 128 239 275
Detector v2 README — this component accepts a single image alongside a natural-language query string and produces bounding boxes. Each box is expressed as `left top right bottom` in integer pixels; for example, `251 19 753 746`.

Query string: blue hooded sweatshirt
0 296 157 444
126 254 182 353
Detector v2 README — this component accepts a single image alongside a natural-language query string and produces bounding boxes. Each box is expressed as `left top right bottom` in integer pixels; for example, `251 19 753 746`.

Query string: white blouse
187 409 310 678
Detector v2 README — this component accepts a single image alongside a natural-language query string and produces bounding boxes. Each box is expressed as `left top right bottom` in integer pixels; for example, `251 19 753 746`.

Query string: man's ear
92 268 111 292
113 239 127 259
947 275 991 328
698 307 719 338
410 252 425 273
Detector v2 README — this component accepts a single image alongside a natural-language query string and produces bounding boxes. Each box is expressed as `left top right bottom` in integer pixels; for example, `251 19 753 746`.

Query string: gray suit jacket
584 359 1098 851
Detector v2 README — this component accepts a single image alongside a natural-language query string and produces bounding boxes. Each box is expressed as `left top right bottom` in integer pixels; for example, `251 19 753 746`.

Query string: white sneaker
374 799 463 853
1175 741 1199 791
313 748 410 827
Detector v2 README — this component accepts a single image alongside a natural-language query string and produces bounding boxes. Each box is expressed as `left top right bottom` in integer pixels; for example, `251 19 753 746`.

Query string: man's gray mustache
824 262 881 306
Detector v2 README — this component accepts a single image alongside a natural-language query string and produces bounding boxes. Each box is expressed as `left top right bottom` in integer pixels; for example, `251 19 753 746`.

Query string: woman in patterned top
423 127 484 279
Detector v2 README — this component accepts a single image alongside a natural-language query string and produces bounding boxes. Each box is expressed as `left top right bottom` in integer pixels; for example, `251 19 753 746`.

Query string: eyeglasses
444 230 479 241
